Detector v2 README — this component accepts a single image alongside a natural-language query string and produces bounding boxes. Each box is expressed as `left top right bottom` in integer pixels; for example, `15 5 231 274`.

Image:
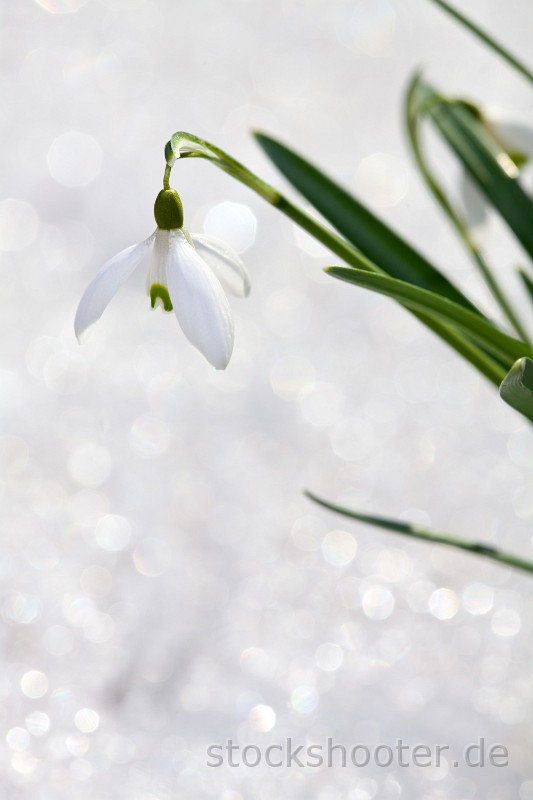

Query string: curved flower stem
405 75 532 346
427 0 533 85
163 164 172 190
307 491 533 577
165 132 505 387
165 132 367 265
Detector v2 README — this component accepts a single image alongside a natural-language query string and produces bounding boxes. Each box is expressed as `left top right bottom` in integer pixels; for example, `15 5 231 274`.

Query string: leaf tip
252 130 270 146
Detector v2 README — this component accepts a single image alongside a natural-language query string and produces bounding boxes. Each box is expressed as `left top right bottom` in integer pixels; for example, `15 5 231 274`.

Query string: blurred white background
1 0 533 797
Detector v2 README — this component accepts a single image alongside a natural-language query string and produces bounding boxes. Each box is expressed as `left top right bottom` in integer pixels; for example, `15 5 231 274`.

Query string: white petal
74 235 153 340
166 230 234 369
147 229 171 290
190 233 251 297
486 114 533 158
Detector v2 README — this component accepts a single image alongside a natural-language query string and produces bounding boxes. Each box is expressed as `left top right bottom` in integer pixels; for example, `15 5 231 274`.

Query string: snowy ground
1 0 533 797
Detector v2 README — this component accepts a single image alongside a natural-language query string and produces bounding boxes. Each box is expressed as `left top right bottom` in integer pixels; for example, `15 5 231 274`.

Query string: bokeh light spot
68 442 112 487
74 707 100 733
47 131 102 187
204 202 256 254
80 565 113 596
20 670 48 699
7 727 30 751
249 704 276 732
348 0 396 55
2 592 41 624
491 609 521 638
428 588 459 621
35 0 90 13
362 585 395 621
290 686 319 715
322 529 357 566
355 153 409 208
462 582 494 616
315 642 344 671
25 711 50 737
270 356 316 401
0 199 39 252
95 514 132 552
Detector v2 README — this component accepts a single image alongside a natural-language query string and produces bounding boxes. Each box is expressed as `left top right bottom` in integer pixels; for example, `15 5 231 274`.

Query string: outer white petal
166 230 234 369
190 233 251 297
74 235 154 340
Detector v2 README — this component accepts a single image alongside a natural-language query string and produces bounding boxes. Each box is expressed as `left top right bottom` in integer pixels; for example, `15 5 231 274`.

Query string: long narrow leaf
428 101 533 260
326 267 532 366
518 268 533 309
306 491 533 576
254 132 484 315
426 0 533 85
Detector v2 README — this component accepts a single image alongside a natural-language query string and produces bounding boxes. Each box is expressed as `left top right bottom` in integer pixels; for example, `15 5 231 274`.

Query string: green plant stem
165 132 505 386
306 491 533 577
426 0 533 84
405 75 531 345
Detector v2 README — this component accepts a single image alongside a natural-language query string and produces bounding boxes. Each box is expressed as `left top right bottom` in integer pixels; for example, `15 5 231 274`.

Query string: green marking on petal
150 284 173 312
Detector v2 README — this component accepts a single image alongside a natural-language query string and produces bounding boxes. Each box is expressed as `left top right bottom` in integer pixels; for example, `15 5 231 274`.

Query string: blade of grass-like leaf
428 101 533 261
518 268 533 309
306 491 533 576
326 267 532 366
426 0 533 84
405 73 531 344
499 357 533 421
254 132 484 315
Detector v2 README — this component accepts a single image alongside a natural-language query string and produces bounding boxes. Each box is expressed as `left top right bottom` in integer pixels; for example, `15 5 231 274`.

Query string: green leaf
405 74 531 345
499 357 533 421
306 490 533 576
254 132 483 314
428 101 533 261
426 0 533 85
326 267 533 366
518 268 533 308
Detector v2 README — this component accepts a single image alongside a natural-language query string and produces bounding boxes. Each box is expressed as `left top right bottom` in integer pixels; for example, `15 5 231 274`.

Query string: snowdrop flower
74 189 250 369
460 106 533 227
484 110 533 168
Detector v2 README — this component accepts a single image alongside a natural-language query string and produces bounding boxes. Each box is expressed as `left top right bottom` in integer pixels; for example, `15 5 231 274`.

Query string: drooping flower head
75 184 250 369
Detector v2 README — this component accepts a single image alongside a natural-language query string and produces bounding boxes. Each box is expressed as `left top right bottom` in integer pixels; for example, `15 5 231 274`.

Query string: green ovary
150 284 173 312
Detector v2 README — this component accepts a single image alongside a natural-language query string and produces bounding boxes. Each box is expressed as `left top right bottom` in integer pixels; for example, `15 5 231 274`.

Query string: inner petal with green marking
150 284 173 311
147 229 173 312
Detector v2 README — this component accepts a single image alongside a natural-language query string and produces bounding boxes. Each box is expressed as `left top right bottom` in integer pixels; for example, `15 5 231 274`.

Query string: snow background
1 0 533 797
